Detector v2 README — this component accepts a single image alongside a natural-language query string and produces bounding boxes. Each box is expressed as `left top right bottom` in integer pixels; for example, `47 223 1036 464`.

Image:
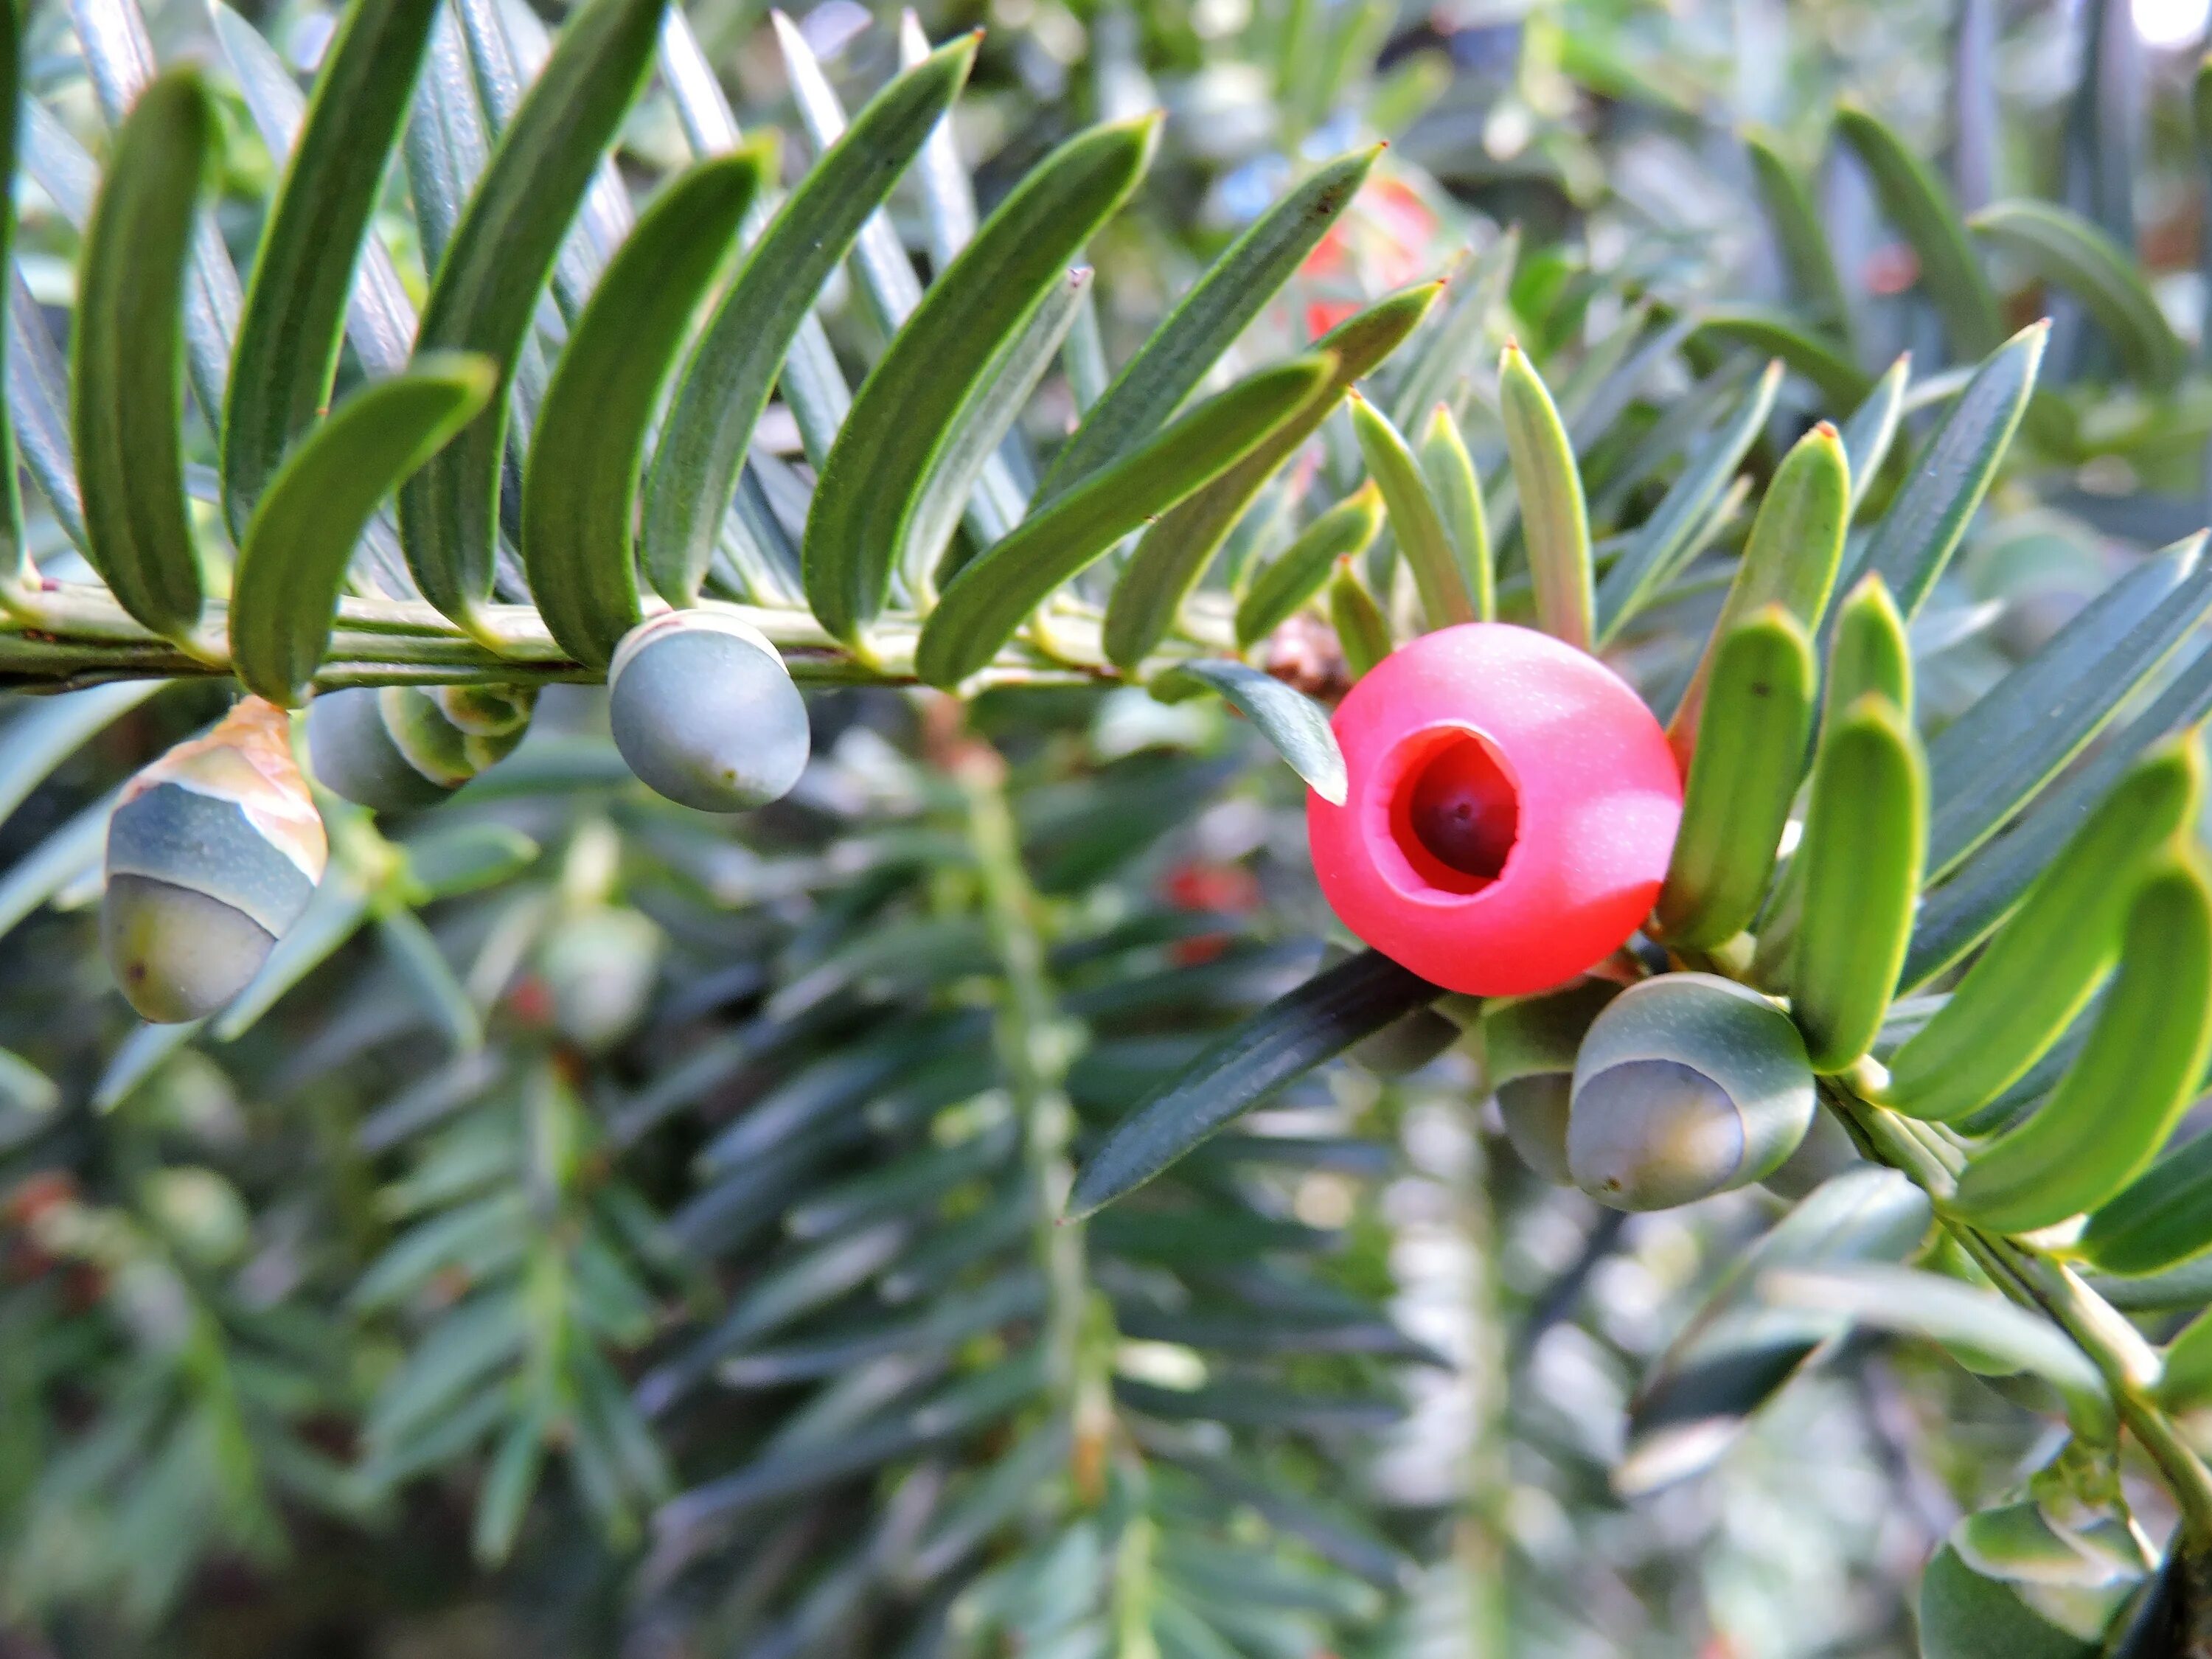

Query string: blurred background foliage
7 0 2212 1653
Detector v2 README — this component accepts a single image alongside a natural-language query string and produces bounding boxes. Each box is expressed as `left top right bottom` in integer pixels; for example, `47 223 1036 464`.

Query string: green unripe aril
102 877 281 1024
102 698 329 1022
1479 978 1622 1183
1566 973 1814 1211
307 684 535 811
608 611 810 813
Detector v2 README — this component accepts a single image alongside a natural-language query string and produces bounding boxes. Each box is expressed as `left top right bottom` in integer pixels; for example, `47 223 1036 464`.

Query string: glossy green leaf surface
896 13 975 270
804 115 1157 644
220 0 442 539
71 66 213 641
1068 949 1438 1216
396 0 669 625
453 0 632 324
0 684 159 832
1148 659 1345 804
1761 1265 2109 1427
1745 574 1905 990
2158 1310 2212 1412
1621 1169 1930 1495
211 1 416 378
656 5 847 464
1823 574 1911 717
521 151 762 667
641 35 975 607
1234 484 1382 650
68 0 242 435
900 266 1091 597
1668 420 1850 761
1885 743 2201 1123
1037 145 1377 504
232 357 496 705
1416 404 1491 622
1598 359 1781 644
1694 307 1872 408
1654 608 1815 949
2082 1130 2212 1279
1969 199 2184 389
1945 1492 2149 1608
399 7 489 274
2070 1259 2212 1315
1498 341 1594 651
1905 641 2212 989
1835 102 2003 358
1837 355 1909 511
10 269 85 551
1347 393 1474 630
1329 560 1392 679
1954 858 2212 1235
1921 535 2212 880
1792 695 1925 1072
1388 227 1516 428
770 9 928 347
1744 128 1853 338
0 0 21 585
1102 282 1437 670
1853 321 2045 619
1916 1543 2116 1659
917 356 1331 686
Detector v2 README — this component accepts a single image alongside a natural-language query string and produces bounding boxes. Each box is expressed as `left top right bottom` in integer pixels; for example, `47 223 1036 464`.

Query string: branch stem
0 585 1128 692
956 739 1091 1430
1829 1089 2212 1546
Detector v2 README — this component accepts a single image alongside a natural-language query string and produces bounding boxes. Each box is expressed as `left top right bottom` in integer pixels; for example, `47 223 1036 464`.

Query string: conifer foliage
3 0 2212 1652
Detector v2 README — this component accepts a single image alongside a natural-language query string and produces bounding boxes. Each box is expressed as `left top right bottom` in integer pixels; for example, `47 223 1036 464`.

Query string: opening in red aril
1393 731 1519 895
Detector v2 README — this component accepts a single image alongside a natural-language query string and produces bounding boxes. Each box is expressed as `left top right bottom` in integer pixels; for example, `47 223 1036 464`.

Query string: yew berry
608 611 810 813
104 698 328 1023
1304 622 1681 996
1567 973 1815 1210
308 684 535 812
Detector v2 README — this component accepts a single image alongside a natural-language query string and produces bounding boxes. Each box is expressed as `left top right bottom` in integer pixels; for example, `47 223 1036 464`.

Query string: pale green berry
307 684 535 812
1566 973 1815 1211
608 611 809 813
